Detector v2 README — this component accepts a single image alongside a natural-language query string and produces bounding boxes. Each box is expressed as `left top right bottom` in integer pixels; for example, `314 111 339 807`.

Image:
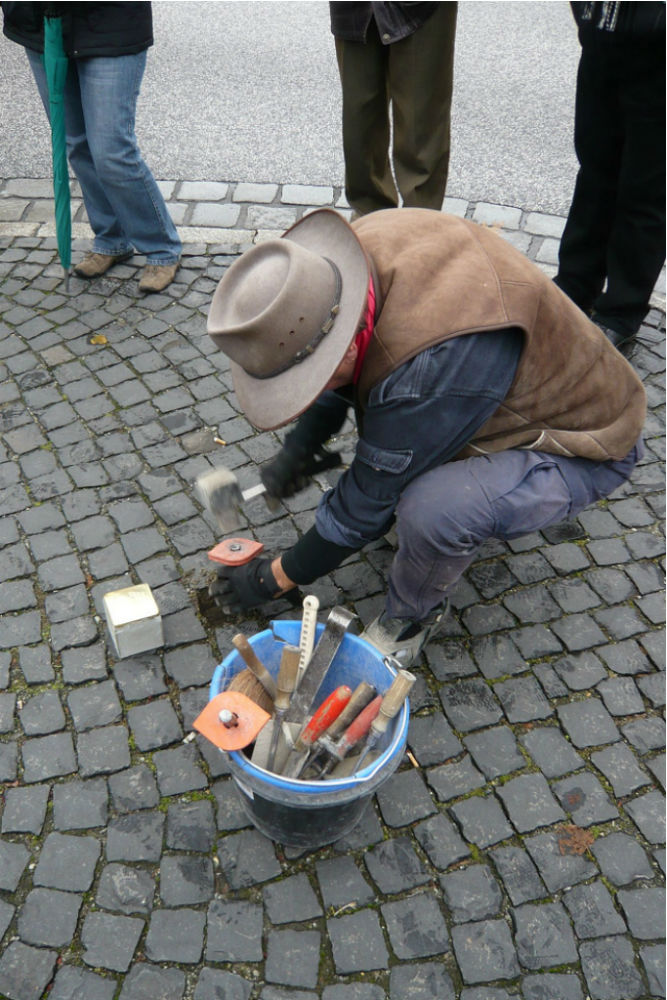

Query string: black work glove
260 444 342 500
209 557 297 613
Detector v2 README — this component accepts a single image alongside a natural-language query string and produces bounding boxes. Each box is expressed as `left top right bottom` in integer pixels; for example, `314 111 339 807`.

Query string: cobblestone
328 910 388 973
602 736 655 796
0 189 664 999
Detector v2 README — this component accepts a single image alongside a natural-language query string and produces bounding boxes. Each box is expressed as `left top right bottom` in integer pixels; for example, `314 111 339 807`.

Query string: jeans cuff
92 244 133 257
145 255 181 266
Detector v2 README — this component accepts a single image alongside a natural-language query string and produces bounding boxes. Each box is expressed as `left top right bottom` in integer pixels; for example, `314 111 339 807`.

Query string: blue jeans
386 440 644 620
27 49 181 265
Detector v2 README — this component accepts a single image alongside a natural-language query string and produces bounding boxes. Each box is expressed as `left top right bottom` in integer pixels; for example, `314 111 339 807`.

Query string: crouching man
206 208 646 666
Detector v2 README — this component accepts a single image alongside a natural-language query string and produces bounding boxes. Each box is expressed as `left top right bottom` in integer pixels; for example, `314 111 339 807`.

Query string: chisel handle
274 644 301 713
323 681 376 741
337 694 383 756
232 633 278 701
293 685 352 753
317 695 383 777
371 669 416 738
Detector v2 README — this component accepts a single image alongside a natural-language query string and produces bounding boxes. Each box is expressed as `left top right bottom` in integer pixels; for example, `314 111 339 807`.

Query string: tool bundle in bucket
193 595 415 781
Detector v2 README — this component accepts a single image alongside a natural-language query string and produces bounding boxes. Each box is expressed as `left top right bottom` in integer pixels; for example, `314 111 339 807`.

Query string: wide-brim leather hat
207 208 370 430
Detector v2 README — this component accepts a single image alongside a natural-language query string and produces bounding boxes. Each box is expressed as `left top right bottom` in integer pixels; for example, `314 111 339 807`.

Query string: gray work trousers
386 442 643 621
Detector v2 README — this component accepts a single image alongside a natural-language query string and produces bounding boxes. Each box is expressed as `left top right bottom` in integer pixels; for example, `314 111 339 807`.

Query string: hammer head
194 467 245 534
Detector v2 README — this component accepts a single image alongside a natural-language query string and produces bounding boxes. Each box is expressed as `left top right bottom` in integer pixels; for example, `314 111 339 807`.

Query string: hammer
194 467 280 534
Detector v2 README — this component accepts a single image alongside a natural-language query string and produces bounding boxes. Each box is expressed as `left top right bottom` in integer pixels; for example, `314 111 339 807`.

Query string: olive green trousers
335 2 458 216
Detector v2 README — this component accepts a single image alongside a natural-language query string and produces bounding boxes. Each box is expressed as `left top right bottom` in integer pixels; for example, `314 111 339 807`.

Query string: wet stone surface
0 217 664 999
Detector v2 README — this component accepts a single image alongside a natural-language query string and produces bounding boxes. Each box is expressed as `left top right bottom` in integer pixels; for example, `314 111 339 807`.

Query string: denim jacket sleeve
315 329 523 549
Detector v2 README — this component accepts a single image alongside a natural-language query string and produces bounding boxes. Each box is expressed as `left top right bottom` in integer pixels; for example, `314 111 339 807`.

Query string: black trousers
555 34 665 336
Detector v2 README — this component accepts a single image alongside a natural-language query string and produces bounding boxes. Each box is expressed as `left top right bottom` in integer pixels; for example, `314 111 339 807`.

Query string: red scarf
353 278 376 384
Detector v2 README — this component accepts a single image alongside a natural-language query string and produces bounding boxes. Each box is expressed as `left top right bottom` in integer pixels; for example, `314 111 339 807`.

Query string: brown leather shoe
138 261 180 293
74 251 133 278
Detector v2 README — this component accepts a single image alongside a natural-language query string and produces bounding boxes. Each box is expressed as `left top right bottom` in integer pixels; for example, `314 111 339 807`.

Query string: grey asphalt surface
1 1 580 214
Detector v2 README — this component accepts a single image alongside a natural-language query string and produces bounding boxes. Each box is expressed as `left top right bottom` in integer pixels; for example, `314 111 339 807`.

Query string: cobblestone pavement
0 179 665 1000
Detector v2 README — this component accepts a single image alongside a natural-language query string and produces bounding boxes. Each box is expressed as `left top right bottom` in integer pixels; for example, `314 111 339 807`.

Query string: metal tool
195 466 280 534
353 669 416 773
283 606 357 727
297 594 319 688
317 694 383 778
266 643 301 773
251 719 300 772
294 680 377 778
231 632 277 703
283 685 352 778
193 691 271 752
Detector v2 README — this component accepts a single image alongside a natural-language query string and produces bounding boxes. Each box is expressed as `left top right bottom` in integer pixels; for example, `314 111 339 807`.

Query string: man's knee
396 466 493 556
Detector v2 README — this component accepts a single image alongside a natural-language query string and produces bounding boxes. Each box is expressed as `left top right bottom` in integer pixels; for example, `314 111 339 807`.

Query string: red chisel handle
294 686 352 753
316 695 383 778
336 694 383 757
353 670 416 774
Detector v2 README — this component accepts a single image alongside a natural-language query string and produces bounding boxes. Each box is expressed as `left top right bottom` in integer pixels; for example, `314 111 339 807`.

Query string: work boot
138 261 180 293
74 250 133 278
360 601 449 667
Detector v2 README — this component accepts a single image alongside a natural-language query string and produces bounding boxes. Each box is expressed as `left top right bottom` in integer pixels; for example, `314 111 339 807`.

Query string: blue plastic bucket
209 620 409 848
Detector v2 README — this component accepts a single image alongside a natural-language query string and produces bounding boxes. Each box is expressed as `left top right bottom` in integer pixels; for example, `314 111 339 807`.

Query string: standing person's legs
76 52 181 265
389 1 457 209
385 445 642 623
589 44 666 338
25 48 131 257
335 24 398 216
555 39 622 314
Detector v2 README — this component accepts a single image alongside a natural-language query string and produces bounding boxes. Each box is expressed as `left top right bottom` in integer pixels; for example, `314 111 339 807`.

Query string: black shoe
593 320 637 357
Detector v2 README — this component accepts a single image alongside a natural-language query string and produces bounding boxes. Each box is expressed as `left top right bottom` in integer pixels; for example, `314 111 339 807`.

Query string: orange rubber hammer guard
193 691 271 751
208 537 264 567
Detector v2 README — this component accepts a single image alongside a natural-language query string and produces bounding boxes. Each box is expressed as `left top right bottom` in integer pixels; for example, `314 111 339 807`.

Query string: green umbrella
43 11 71 288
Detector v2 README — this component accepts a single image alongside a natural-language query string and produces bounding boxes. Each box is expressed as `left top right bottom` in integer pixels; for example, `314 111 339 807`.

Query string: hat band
250 258 342 380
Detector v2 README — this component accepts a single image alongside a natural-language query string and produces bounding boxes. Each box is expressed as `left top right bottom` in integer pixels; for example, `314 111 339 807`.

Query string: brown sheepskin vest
353 210 646 461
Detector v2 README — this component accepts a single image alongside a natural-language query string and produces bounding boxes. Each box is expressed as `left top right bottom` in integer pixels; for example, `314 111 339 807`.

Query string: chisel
282 685 352 778
265 643 300 773
228 632 277 711
353 669 416 773
317 694 383 778
293 680 376 778
283 606 357 726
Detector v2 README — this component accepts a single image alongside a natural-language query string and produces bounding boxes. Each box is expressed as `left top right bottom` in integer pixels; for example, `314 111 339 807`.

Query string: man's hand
209 557 297 613
260 444 342 499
